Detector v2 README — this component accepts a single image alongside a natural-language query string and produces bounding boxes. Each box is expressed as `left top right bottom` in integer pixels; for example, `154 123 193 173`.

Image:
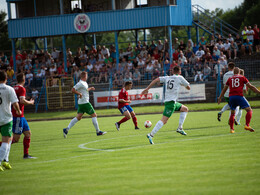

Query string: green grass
25 100 260 120
2 109 260 194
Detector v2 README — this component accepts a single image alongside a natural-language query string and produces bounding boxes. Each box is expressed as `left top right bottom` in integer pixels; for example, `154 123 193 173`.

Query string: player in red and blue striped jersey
218 67 260 133
11 73 36 159
115 81 139 131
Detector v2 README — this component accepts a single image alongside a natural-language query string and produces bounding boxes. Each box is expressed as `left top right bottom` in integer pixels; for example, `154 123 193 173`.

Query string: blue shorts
229 96 250 110
13 117 30 135
119 105 133 114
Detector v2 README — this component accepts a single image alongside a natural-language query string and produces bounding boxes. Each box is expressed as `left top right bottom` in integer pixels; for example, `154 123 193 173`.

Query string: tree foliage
0 11 11 52
220 0 260 30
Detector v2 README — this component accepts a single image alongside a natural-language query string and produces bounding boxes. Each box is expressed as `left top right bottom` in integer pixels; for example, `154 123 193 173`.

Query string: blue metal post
220 22 223 37
114 31 119 70
196 26 199 45
7 2 11 19
93 34 96 49
73 76 78 109
216 63 221 102
34 39 39 51
33 0 37 16
11 39 17 73
59 0 64 14
213 21 216 36
44 79 48 111
168 26 173 64
144 29 147 42
112 0 118 69
188 27 191 40
62 36 68 73
135 30 139 46
44 37 48 51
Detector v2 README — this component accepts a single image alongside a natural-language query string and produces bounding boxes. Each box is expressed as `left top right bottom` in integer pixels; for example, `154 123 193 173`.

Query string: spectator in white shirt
86 62 93 72
223 39 231 59
195 47 205 60
247 26 254 43
227 34 234 42
101 45 110 57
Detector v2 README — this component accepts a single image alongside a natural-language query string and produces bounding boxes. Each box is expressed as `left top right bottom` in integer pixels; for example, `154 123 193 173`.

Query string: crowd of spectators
0 24 259 90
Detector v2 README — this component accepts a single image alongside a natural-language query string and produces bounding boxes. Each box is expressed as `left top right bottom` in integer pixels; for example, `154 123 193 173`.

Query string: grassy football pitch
1 109 260 195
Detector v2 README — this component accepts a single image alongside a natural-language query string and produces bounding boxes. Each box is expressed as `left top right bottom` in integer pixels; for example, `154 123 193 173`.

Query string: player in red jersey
218 67 260 133
11 73 36 159
115 81 139 130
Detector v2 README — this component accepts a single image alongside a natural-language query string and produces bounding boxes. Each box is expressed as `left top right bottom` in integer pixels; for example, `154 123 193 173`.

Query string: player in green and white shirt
142 66 190 144
0 71 21 171
63 71 106 138
217 62 242 124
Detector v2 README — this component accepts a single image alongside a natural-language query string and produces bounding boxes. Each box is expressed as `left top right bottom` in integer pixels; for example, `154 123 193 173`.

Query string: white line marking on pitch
78 132 245 152
16 132 245 165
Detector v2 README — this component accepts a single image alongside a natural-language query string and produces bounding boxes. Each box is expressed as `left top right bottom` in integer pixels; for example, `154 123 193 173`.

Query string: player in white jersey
141 66 190 144
63 71 106 138
0 70 21 171
217 62 242 124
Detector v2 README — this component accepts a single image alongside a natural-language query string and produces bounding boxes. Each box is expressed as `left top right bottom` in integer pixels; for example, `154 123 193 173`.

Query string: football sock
0 142 8 162
4 142 11 162
234 106 240 118
245 110 252 126
118 117 129 125
179 112 188 129
23 137 31 155
221 104 230 113
67 117 78 130
229 113 235 130
236 109 242 122
151 120 164 137
92 117 100 133
132 116 138 127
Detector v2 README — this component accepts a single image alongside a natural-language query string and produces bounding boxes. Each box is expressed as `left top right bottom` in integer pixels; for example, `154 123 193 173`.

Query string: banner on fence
93 84 206 107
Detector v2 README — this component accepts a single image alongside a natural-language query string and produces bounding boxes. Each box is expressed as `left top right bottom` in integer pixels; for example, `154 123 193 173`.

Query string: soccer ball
144 120 152 128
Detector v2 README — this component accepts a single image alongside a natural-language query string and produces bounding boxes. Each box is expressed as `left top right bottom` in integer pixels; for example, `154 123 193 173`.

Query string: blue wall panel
8 3 193 38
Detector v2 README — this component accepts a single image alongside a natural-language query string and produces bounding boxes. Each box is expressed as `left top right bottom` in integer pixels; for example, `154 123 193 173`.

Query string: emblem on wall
74 14 91 33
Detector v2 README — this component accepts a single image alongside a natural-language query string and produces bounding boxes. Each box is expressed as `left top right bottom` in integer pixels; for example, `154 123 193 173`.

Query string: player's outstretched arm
119 99 131 103
88 87 95 91
185 85 191 90
218 85 228 104
246 83 260 94
20 97 34 105
141 78 160 95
